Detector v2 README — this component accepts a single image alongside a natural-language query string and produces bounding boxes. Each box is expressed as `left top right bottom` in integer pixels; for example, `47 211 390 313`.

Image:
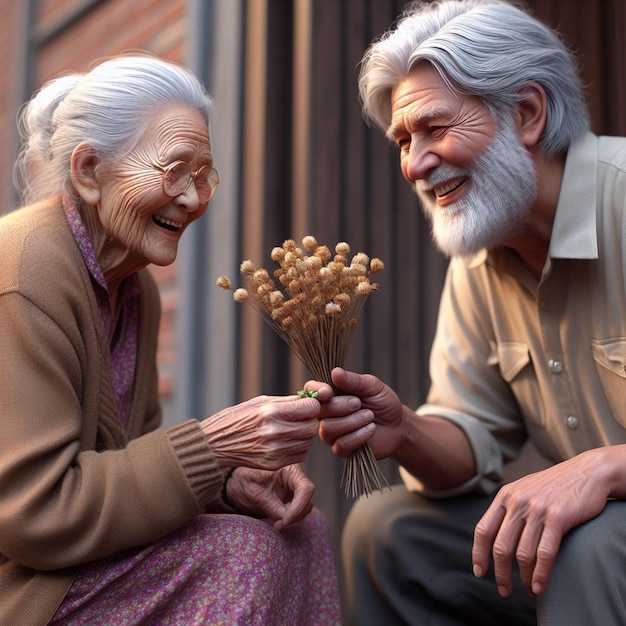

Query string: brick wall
0 1 22 212
34 0 187 82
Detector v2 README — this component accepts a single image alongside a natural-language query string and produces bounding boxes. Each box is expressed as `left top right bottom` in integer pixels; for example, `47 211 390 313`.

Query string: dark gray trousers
341 485 626 625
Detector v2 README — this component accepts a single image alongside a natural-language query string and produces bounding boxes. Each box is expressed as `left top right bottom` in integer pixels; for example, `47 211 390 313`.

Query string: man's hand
472 448 617 597
306 367 405 459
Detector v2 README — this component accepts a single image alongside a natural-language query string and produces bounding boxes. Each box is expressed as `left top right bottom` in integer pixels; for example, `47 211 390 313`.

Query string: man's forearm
394 407 477 490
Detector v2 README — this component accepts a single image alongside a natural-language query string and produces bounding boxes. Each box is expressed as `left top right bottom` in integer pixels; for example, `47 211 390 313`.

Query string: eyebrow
160 147 213 166
385 106 451 141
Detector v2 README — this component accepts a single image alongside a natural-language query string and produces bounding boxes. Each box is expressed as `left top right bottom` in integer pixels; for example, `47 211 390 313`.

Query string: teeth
153 215 183 230
434 178 464 197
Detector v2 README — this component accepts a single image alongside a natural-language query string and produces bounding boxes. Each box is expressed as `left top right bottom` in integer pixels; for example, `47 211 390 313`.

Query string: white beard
415 113 537 257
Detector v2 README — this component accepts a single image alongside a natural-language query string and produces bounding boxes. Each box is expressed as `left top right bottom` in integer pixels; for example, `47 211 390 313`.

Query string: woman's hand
306 367 405 460
201 395 321 471
225 464 314 530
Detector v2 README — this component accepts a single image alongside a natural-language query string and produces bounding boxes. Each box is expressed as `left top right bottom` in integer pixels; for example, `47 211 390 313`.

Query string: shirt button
540 300 550 310
549 359 563 373
566 415 579 429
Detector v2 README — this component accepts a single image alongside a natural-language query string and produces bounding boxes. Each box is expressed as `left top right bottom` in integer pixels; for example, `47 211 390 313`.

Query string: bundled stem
217 236 389 498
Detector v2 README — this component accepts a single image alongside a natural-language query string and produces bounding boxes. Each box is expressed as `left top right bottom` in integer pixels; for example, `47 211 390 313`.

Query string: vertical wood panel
309 0 344 239
601 0 626 135
259 1 294 394
526 0 605 134
238 0 267 400
289 0 313 394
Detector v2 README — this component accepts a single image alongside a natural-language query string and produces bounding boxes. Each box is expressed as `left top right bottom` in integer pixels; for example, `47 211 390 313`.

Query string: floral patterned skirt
51 508 342 625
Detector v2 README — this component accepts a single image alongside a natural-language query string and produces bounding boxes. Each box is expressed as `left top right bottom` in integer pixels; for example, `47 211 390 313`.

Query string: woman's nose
175 182 202 212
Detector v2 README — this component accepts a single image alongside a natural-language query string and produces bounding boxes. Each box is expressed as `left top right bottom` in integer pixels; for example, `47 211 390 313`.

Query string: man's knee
342 488 394 561
551 502 626 578
343 487 414 559
341 486 451 578
539 502 626 625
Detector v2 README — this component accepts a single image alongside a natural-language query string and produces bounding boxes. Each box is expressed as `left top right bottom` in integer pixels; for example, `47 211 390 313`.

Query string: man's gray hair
358 0 589 156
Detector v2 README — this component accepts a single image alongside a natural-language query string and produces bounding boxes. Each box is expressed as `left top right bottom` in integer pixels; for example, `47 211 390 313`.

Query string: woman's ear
515 82 547 148
70 142 101 205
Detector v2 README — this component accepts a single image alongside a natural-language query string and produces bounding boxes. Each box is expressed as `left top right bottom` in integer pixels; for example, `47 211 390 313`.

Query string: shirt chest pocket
489 341 546 427
591 337 626 427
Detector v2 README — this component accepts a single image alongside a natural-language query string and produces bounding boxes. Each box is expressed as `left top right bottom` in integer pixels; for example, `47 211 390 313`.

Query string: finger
272 469 314 529
330 367 362 396
261 397 322 422
472 503 506 579
326 423 376 457
529 524 563 596
277 498 313 529
318 409 374 440
279 489 314 528
330 368 377 396
315 395 362 419
290 418 322 440
261 493 289 523
514 519 543 594
302 381 335 401
490 513 527 598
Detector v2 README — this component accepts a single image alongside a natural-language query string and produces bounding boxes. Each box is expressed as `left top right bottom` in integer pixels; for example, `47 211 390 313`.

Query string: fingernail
532 582 543 595
473 564 483 577
497 585 508 597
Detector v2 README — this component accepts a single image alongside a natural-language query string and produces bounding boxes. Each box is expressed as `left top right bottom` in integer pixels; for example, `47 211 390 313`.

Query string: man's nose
405 141 441 182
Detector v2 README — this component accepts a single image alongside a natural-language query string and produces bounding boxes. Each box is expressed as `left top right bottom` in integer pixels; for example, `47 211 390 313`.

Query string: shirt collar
548 131 598 260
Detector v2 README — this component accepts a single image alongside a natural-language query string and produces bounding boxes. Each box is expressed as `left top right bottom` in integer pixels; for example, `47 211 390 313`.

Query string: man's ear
70 142 101 205
515 82 547 148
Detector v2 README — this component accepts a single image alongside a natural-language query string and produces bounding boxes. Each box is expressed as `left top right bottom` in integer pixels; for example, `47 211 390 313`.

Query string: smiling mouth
433 177 466 198
152 215 183 232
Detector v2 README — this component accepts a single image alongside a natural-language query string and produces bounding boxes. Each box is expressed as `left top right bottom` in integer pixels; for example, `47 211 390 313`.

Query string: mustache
414 163 468 193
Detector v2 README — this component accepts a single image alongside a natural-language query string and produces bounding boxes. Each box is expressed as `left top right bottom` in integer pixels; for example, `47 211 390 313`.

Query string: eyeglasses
153 161 220 203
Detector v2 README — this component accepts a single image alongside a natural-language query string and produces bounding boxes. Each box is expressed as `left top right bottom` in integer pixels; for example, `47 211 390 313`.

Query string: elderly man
310 1 626 624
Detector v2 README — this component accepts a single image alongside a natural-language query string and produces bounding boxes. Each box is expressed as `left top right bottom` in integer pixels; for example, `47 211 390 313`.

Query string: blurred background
1 0 625 597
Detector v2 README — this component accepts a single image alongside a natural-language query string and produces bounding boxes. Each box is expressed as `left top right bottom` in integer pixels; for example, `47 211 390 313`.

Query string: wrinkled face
95 104 213 268
389 62 497 195
388 62 536 256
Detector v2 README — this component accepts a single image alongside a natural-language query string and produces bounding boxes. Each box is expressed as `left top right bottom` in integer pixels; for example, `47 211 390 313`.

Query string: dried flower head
370 258 385 273
216 276 232 290
302 235 318 252
233 288 248 302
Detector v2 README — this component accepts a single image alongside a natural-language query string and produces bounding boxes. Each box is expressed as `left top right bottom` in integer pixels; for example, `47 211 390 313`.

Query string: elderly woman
0 54 341 625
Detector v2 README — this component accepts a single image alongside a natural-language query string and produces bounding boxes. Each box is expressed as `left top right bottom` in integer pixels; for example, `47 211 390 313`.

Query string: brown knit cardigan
0 198 225 625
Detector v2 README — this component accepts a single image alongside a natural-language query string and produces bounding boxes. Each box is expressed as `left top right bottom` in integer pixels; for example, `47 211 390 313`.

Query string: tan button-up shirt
402 133 626 497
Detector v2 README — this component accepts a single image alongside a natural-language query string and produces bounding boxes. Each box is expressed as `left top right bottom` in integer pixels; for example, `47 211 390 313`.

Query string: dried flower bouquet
217 236 389 497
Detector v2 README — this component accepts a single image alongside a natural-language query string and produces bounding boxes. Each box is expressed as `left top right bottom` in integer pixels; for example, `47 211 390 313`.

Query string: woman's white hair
358 0 589 156
14 53 213 206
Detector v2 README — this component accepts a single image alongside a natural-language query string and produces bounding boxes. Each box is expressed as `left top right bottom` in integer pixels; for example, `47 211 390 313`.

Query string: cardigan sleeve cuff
166 419 226 509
